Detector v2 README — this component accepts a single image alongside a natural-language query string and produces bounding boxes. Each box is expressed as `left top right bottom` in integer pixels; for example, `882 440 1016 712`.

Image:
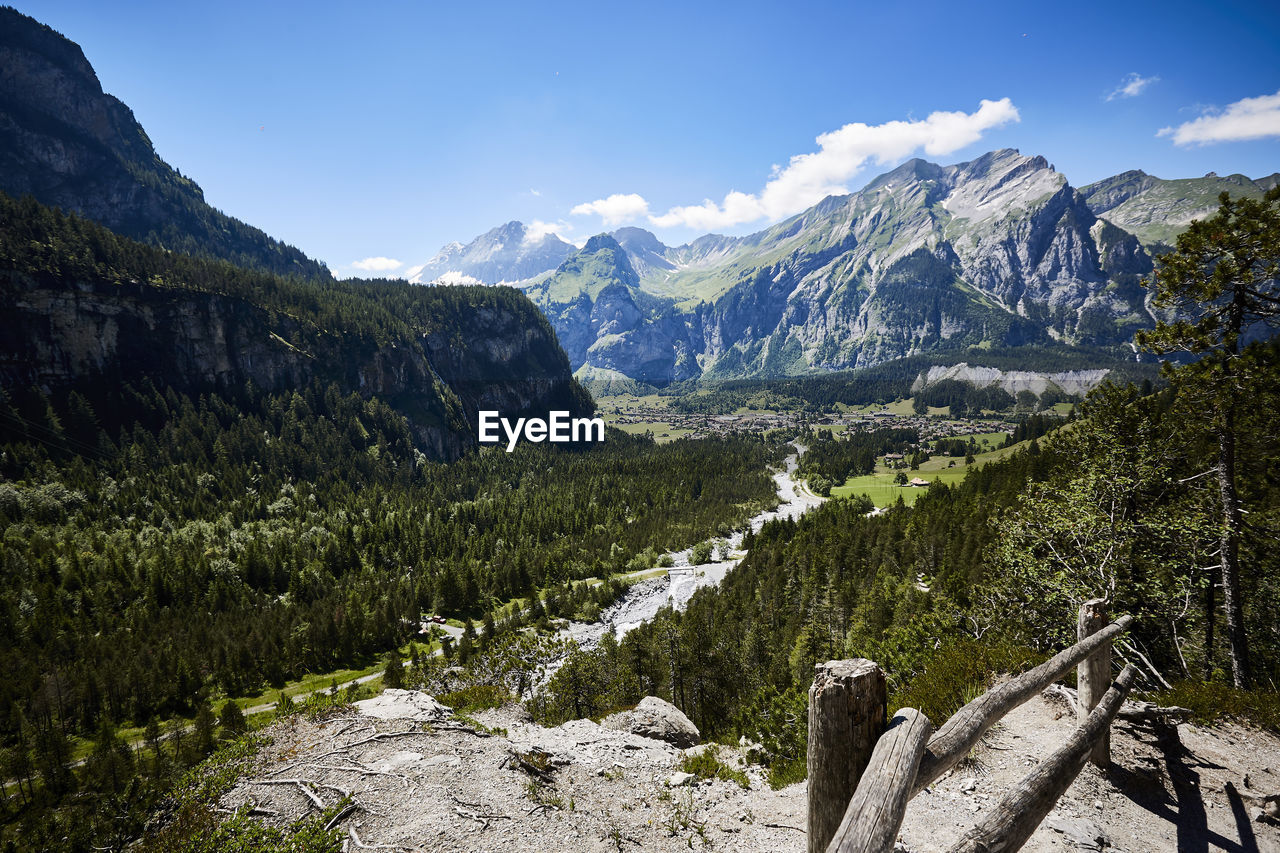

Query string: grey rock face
602 696 700 748
1 270 585 461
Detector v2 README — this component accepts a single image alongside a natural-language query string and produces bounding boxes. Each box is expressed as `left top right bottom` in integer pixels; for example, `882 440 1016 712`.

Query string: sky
12 0 1280 278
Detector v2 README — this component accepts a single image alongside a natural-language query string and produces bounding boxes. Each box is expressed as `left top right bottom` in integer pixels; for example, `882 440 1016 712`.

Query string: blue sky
13 0 1280 278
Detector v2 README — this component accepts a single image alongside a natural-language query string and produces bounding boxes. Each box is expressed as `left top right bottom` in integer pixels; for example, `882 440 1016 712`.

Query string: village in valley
595 392 1049 506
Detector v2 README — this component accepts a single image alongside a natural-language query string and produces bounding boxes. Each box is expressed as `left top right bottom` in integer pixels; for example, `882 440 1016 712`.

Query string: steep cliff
0 7 330 278
0 194 590 460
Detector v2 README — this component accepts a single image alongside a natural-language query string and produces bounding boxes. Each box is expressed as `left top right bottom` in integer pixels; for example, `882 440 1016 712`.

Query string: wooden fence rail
945 664 1139 853
809 603 1137 853
825 709 932 853
913 612 1133 794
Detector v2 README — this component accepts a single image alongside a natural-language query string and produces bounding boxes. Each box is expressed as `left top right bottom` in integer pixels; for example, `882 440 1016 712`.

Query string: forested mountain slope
0 7 330 278
0 192 591 459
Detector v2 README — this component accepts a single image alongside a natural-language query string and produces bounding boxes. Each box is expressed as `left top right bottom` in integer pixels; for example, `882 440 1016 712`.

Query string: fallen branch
310 730 430 763
324 802 358 831
1042 683 1192 723
348 827 414 851
249 778 352 811
313 762 413 787
1116 639 1173 690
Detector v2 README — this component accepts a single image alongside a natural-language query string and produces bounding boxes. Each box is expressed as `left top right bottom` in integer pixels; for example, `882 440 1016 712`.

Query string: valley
0 5 1277 853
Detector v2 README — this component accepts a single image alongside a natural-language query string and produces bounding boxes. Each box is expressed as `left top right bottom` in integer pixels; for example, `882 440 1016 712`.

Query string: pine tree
1138 186 1280 688
218 701 247 737
383 649 404 689
193 698 216 757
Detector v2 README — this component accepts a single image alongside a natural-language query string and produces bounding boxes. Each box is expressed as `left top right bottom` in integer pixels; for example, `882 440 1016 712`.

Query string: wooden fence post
808 659 886 853
1077 598 1110 767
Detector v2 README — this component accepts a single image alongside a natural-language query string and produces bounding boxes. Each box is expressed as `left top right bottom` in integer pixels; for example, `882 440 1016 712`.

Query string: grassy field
831 438 1025 507
612 421 695 442
830 467 969 507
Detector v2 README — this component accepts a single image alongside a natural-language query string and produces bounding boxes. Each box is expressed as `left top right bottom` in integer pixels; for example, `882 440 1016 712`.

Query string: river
559 444 824 652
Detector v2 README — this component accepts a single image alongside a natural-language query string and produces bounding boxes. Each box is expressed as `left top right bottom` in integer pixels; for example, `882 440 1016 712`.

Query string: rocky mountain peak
414 220 576 284
867 157 947 191
581 233 624 254
556 234 641 289
611 226 667 255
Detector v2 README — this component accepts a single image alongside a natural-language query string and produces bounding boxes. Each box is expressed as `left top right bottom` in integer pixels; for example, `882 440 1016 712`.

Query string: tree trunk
1217 407 1251 689
1202 579 1215 681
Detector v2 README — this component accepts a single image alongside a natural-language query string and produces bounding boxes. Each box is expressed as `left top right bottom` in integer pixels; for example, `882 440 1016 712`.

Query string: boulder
354 689 451 722
602 696 699 748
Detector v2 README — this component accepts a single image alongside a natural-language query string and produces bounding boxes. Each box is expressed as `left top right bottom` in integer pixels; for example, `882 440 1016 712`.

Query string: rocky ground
219 685 1280 853
221 691 806 852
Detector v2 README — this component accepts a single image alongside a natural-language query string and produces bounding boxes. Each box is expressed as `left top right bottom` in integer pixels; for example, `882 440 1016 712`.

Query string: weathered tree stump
1077 598 1111 766
826 708 932 853
808 659 886 853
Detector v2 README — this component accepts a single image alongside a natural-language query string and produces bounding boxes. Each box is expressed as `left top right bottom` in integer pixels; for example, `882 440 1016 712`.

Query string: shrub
438 683 511 713
678 745 749 789
890 638 1042 725
1156 681 1280 733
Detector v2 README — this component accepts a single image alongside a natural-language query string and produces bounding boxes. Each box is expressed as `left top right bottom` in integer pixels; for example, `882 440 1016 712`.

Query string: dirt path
898 689 1280 852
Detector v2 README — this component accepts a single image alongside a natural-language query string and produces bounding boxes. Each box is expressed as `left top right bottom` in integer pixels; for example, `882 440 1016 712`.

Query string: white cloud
644 98 1019 231
530 188 542 197
1106 73 1158 101
524 219 575 244
350 256 403 272
1159 89 1280 145
570 192 651 225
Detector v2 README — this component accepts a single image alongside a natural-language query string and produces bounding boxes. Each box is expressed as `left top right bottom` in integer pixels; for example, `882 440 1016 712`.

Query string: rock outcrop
0 229 590 461
602 696 701 748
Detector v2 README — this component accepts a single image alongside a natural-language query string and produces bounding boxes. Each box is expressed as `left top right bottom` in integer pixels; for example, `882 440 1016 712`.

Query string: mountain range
5 4 1276 396
418 153 1278 387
